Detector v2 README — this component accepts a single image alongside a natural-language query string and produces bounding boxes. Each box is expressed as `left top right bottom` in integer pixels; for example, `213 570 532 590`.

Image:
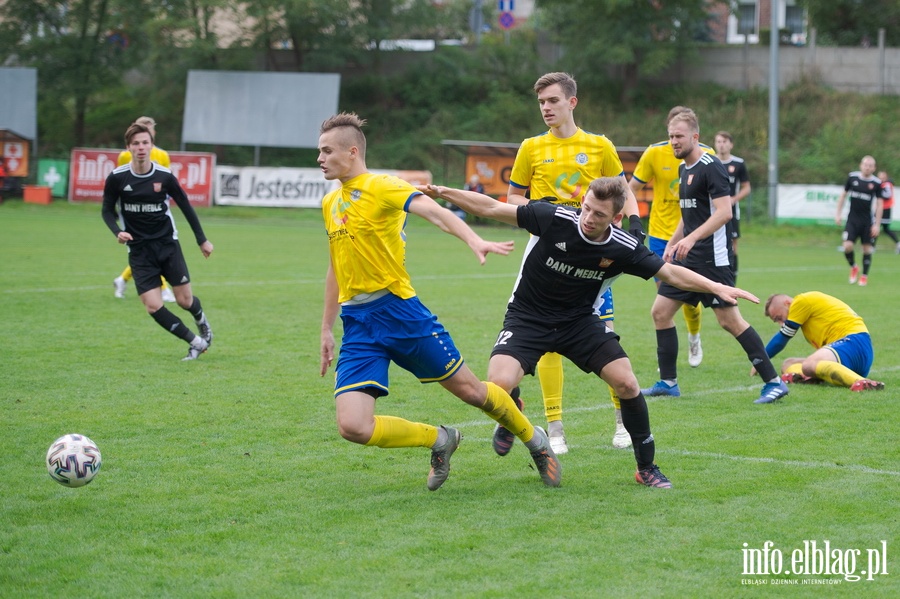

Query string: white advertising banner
777 183 897 225
215 166 338 207
776 184 844 225
214 166 433 208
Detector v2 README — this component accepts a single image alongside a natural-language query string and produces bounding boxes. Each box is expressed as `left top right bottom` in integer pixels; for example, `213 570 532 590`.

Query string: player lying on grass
756 292 884 392
419 176 762 488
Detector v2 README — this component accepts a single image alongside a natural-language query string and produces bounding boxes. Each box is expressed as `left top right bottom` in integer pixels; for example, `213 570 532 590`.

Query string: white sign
214 166 434 208
776 184 843 224
215 166 338 208
777 183 896 225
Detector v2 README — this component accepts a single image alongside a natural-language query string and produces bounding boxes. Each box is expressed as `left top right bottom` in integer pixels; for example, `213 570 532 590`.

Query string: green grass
1 200 898 598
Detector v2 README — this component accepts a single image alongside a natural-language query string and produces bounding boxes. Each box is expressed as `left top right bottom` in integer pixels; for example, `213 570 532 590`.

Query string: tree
799 0 900 47
535 0 714 102
0 0 151 146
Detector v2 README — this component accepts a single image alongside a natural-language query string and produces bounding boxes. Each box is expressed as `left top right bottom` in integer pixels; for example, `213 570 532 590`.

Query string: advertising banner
1 135 30 177
777 184 844 225
68 148 215 207
37 159 69 197
215 166 432 208
776 184 898 225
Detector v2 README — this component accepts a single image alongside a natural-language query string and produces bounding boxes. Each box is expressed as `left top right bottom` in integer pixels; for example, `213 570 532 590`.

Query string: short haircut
534 72 577 98
669 109 699 134
136 116 157 129
715 130 733 143
666 106 691 126
764 293 789 318
125 122 153 146
320 112 367 157
587 177 627 214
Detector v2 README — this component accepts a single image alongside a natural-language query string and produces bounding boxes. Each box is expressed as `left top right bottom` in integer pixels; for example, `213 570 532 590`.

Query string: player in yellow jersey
760 292 884 391
629 106 714 368
112 116 176 303
317 113 560 490
496 72 645 455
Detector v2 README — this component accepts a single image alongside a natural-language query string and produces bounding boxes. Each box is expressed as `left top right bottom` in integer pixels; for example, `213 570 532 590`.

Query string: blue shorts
649 236 668 281
334 293 464 397
648 236 668 258
827 332 874 377
594 288 614 321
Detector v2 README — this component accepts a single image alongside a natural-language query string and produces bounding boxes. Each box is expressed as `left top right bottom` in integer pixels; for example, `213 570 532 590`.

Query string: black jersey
678 153 733 268
722 156 749 219
509 202 663 324
843 171 887 225
101 163 207 246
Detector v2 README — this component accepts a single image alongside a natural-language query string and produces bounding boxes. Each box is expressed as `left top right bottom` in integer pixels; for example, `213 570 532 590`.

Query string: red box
24 185 52 204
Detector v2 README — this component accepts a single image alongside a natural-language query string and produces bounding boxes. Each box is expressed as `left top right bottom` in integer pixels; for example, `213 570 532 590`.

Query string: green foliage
800 0 900 46
1 201 898 596
4 0 899 192
537 0 712 100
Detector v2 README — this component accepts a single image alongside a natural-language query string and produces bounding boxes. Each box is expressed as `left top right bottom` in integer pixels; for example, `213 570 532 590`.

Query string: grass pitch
1 200 897 598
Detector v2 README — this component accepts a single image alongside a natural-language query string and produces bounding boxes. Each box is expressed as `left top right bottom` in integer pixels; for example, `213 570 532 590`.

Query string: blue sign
498 0 515 11
499 11 515 30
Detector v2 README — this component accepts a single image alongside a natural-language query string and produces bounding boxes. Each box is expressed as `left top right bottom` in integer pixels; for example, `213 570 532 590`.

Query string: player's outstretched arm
656 263 759 305
408 193 514 265
419 185 520 227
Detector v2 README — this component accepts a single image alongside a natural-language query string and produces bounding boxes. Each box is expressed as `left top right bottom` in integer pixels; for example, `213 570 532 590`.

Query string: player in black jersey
642 110 789 405
102 121 214 361
714 131 751 282
421 177 761 488
834 156 887 286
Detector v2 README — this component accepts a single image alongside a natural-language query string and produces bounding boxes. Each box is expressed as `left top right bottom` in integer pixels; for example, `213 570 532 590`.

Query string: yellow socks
365 415 437 448
814 361 862 388
608 386 621 409
683 302 702 336
482 381 535 443
784 363 804 377
538 352 564 423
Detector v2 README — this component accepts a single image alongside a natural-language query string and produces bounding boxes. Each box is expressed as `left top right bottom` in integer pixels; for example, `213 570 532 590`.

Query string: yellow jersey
632 141 713 239
788 292 868 349
510 128 624 209
118 146 171 168
322 173 420 303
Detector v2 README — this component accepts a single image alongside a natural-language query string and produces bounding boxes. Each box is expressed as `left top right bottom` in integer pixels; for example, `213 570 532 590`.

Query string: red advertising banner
68 148 215 207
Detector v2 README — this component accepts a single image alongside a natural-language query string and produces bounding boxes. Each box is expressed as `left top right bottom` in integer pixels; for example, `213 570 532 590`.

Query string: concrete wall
657 44 900 95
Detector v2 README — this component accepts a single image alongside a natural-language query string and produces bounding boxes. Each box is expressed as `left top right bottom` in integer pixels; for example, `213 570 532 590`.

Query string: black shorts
881 207 892 225
658 264 736 309
128 238 191 295
491 312 627 377
843 217 875 245
730 218 741 239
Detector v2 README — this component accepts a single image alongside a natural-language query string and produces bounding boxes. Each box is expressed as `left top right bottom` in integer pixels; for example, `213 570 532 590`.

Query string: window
785 6 804 34
737 2 757 36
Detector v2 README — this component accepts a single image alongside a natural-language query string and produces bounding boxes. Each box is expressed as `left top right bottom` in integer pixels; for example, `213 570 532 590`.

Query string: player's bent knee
337 422 372 445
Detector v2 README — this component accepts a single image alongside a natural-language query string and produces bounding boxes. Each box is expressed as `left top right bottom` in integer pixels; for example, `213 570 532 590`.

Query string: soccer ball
46 434 102 487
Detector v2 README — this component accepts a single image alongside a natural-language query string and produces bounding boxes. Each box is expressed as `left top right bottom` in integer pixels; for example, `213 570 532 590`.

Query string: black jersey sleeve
517 201 569 236
101 172 123 236
166 173 208 245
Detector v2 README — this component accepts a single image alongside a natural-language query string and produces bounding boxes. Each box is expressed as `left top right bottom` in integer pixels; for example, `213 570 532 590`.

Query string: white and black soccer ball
46 434 102 487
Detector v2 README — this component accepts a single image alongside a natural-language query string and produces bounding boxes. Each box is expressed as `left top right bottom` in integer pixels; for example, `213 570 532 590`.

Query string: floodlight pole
767 0 779 220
